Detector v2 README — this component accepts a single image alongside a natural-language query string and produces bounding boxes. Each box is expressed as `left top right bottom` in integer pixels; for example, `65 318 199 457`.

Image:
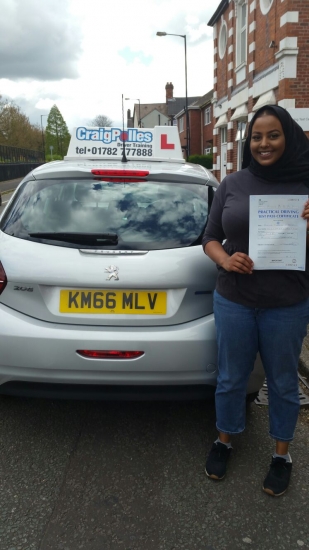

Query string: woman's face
250 114 285 166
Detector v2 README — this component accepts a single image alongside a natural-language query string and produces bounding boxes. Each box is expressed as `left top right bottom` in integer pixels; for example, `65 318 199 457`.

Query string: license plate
59 289 167 315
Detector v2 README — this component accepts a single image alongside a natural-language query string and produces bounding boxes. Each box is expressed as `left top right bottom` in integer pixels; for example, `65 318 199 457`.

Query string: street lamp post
156 31 190 157
125 98 141 127
40 114 48 159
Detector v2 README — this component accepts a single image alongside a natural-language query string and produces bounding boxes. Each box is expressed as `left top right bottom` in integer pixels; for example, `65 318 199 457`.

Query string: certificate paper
249 195 307 271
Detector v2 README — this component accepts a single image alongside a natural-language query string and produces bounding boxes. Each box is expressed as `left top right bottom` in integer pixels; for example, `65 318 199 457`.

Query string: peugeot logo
105 265 119 281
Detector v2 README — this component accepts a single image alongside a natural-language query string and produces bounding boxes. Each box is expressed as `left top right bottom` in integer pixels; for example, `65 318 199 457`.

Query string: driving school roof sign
65 126 185 163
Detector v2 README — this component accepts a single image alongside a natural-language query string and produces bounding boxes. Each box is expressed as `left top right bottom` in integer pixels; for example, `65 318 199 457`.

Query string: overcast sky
0 0 219 132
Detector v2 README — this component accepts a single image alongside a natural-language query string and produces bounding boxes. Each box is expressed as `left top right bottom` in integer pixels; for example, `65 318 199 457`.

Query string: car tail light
93 178 146 183
91 169 149 177
0 261 7 295
77 350 144 359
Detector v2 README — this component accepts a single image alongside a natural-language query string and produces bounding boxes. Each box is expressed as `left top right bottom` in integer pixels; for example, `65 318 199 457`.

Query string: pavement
0 177 23 194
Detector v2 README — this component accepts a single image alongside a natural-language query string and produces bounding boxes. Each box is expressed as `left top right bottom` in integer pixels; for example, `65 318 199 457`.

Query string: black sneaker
205 441 232 480
263 456 292 497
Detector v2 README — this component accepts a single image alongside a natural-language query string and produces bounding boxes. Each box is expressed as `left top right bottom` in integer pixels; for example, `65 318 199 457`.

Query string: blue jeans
213 290 309 441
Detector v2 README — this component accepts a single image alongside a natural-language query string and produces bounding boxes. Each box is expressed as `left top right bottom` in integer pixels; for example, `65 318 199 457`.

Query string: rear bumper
0 303 265 396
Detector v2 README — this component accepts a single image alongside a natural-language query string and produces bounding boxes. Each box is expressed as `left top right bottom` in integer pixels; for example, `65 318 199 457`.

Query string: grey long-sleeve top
202 168 309 308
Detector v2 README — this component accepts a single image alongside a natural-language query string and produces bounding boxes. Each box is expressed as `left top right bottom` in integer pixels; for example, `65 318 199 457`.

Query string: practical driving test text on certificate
249 195 308 271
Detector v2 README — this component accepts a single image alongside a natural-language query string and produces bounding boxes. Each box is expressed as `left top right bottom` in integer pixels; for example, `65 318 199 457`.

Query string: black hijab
242 104 309 185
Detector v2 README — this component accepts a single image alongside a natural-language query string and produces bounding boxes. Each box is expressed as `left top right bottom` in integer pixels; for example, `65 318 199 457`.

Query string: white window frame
204 107 211 126
235 121 246 142
179 116 184 133
218 20 228 60
221 126 227 145
204 147 212 155
220 126 228 179
260 0 274 15
235 122 247 170
236 1 247 67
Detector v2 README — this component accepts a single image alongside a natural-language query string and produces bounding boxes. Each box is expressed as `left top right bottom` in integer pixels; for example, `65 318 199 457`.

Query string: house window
221 126 227 145
235 122 247 170
204 107 211 125
237 1 247 66
204 147 212 155
179 116 184 133
219 20 227 59
220 127 228 179
260 0 273 15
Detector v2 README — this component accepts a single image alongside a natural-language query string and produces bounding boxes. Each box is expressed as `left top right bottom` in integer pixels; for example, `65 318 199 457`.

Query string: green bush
45 154 63 162
187 154 213 169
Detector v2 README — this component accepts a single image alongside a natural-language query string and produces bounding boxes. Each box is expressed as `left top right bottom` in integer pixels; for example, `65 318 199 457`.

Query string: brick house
126 102 169 128
201 91 215 155
126 83 199 139
126 84 214 158
174 89 214 156
208 0 309 182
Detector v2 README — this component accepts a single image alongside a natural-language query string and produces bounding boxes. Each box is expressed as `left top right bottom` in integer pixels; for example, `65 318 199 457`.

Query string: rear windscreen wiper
29 232 118 244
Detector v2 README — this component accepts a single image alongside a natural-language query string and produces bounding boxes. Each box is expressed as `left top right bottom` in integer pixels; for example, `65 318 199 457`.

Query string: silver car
0 126 265 399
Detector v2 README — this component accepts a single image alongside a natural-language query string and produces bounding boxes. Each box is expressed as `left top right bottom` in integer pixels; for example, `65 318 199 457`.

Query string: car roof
30 158 216 185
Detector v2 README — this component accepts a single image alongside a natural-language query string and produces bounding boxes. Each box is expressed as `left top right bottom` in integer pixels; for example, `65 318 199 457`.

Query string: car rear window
1 179 210 250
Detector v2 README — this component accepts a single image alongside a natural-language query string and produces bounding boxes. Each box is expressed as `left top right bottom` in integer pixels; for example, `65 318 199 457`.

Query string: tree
89 114 113 127
0 95 42 151
45 105 71 158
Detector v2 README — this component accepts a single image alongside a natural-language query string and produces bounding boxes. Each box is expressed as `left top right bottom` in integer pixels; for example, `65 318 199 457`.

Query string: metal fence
0 144 45 182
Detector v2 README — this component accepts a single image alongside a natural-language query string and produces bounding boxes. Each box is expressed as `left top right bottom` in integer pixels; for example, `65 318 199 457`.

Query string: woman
202 105 309 496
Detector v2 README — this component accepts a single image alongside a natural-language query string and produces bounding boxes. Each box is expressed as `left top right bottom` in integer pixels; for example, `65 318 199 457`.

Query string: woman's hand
204 242 254 274
301 199 309 230
221 252 254 274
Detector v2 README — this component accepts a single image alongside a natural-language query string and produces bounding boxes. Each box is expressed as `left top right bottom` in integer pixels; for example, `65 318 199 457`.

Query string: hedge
187 154 213 169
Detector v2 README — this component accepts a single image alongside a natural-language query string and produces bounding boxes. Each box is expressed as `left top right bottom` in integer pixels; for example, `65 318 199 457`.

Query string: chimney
165 82 174 102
